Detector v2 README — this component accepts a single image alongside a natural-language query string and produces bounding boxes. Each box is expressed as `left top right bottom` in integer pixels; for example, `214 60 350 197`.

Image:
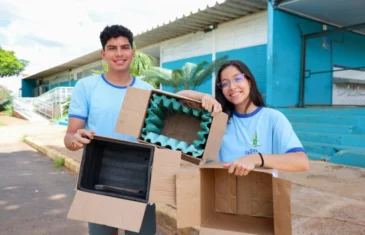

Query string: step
286 115 365 133
302 141 365 156
296 132 365 148
292 123 355 135
307 151 365 168
278 107 365 116
307 152 330 162
331 149 365 168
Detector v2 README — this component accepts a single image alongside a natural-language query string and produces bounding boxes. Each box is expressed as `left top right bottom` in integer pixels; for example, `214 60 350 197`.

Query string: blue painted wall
162 45 267 96
216 44 267 97
162 54 213 94
267 3 365 107
21 79 36 97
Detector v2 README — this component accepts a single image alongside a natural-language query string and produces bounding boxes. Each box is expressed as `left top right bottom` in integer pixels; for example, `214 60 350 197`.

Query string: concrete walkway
2 116 365 235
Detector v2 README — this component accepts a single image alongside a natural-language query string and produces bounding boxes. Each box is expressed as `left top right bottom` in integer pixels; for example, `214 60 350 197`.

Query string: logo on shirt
250 131 260 148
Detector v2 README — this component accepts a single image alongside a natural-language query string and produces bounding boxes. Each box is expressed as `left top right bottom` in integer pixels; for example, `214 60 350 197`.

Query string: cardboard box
67 135 181 232
176 162 292 235
115 87 228 165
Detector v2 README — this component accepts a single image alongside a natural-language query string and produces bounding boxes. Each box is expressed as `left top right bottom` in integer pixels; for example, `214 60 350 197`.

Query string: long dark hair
215 60 265 118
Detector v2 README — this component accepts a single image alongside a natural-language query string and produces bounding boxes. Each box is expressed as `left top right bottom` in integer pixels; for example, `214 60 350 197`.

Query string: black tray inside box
78 136 154 203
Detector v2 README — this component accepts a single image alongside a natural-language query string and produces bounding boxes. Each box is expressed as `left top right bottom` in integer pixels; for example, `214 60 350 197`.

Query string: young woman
177 60 309 175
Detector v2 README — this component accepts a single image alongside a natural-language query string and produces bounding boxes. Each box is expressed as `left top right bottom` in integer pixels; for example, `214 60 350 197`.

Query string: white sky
0 0 221 82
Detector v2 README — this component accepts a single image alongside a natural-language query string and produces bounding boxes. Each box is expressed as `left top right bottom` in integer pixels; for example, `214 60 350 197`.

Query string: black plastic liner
78 136 154 203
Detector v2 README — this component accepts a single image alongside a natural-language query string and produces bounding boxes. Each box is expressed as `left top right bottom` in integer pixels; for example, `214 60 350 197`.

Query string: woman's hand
201 94 222 116
223 154 260 176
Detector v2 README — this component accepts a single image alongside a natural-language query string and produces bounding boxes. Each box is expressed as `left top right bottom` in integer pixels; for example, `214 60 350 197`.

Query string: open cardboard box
115 87 228 165
176 162 292 235
67 135 181 232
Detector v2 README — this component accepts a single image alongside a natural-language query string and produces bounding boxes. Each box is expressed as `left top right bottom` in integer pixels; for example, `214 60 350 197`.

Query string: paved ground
1 116 365 235
0 142 88 235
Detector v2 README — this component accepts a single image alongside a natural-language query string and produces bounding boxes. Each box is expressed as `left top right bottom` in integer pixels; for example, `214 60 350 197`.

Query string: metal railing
14 87 74 120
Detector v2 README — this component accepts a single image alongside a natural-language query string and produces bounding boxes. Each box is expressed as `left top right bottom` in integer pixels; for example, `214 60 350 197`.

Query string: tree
0 47 29 77
0 85 13 112
141 55 228 93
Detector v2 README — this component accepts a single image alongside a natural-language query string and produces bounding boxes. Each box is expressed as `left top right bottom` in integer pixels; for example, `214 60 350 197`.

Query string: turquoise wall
267 3 365 107
162 44 268 96
21 79 36 97
216 44 267 96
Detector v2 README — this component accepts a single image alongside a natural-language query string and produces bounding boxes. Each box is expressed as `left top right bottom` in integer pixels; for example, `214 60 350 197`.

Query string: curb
24 137 80 174
24 136 200 234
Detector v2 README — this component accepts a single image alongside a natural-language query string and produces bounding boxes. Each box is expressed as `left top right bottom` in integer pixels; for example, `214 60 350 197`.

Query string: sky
0 0 221 83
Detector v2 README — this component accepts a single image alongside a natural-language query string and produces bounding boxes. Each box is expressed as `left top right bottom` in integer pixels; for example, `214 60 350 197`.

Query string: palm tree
141 55 228 93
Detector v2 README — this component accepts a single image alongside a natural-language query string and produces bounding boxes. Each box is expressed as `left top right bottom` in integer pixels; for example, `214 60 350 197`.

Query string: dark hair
215 60 265 118
99 25 134 50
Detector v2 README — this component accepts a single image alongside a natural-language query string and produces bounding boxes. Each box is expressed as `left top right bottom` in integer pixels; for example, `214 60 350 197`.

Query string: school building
16 0 365 167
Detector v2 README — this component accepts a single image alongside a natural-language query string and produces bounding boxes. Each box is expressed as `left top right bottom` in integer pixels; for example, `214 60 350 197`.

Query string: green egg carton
141 94 212 158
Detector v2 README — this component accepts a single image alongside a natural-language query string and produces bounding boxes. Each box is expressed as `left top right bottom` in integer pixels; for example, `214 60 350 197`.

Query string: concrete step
278 107 365 116
297 131 365 148
286 115 365 133
302 141 365 156
307 152 329 161
306 150 365 168
292 123 355 135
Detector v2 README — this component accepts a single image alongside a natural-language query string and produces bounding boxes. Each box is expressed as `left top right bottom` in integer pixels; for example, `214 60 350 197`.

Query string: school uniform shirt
218 107 305 163
68 73 153 141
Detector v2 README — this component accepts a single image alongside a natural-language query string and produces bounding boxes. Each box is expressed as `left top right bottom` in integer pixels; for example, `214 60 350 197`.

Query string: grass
54 157 65 168
0 109 12 116
0 121 7 126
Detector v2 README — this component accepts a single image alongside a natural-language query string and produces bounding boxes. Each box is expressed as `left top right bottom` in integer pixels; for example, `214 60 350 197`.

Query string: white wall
160 11 268 64
332 68 365 105
42 60 103 84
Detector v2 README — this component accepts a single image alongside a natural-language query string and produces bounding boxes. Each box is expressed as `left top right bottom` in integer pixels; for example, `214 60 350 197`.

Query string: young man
64 25 156 235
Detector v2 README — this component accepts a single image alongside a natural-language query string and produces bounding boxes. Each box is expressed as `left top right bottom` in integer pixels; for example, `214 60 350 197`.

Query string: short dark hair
215 60 265 118
99 25 134 50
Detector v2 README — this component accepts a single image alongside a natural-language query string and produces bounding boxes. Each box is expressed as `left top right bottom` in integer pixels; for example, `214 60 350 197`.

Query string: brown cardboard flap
176 168 201 228
237 172 273 217
115 87 151 138
200 213 274 235
201 162 275 175
152 89 201 103
215 169 237 214
67 190 146 232
149 148 181 205
202 112 228 161
272 177 292 235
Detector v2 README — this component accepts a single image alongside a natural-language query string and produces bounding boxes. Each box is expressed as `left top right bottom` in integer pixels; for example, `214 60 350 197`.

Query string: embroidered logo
250 131 260 148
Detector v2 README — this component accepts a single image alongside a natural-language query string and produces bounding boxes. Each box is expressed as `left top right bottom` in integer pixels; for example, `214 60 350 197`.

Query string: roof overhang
24 0 267 80
276 0 365 33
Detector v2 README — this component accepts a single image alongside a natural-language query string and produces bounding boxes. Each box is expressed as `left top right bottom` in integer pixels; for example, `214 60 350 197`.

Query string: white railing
13 98 35 120
14 86 74 120
37 87 73 104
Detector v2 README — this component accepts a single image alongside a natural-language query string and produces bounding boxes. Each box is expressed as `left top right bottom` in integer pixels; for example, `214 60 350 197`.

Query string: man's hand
201 94 222 116
67 129 95 150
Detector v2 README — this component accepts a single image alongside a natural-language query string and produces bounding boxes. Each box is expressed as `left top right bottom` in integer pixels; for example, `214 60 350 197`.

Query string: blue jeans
88 204 156 235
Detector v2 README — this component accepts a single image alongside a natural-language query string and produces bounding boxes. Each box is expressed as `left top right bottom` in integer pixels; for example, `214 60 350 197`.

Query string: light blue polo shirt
68 74 153 141
218 107 305 162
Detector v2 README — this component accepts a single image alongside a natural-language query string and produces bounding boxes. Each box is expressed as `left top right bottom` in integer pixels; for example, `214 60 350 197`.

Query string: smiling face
219 65 251 106
101 36 135 73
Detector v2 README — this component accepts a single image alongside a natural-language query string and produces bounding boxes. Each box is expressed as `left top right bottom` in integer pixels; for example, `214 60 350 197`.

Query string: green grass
53 157 65 168
0 121 7 126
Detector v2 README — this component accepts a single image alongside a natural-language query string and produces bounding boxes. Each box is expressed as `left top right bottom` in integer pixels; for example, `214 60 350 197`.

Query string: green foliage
54 157 65 168
0 85 13 112
0 47 29 77
141 55 228 92
62 97 71 116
